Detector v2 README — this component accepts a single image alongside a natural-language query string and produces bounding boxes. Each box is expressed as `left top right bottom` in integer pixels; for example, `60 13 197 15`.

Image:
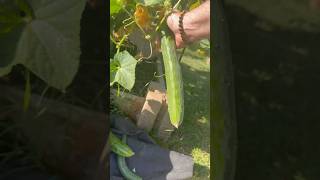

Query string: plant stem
156 0 184 32
110 35 117 45
122 6 147 37
173 0 184 9
116 34 128 54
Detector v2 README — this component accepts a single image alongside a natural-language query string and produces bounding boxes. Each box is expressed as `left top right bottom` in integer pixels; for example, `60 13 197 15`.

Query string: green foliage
109 0 189 128
109 0 173 91
110 51 137 91
0 0 87 91
111 0 122 15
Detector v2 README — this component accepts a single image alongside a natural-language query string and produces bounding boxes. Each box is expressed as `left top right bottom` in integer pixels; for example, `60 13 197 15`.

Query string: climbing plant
109 0 203 128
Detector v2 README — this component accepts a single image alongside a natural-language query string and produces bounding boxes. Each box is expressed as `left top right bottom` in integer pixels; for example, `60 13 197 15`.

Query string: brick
137 82 165 132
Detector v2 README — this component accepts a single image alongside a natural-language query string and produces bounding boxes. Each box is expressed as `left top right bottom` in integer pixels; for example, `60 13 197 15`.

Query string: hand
166 0 210 49
167 12 185 48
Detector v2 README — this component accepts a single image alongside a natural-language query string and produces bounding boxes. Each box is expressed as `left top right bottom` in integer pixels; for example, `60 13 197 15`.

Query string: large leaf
110 51 137 91
0 0 86 91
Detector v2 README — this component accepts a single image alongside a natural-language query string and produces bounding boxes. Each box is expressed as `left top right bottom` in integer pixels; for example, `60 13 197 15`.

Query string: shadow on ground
226 5 320 180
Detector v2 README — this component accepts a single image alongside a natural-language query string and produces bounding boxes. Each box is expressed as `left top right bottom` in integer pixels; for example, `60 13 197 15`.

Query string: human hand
166 12 186 48
166 0 210 49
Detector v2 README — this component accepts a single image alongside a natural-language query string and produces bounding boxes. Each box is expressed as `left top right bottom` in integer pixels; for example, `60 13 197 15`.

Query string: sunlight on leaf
110 51 137 91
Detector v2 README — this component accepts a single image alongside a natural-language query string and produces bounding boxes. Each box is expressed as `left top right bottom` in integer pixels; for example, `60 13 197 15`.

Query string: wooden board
111 89 145 122
136 82 165 132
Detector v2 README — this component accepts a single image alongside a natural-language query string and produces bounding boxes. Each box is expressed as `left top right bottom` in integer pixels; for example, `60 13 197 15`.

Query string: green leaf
0 0 87 91
111 0 122 15
110 51 137 91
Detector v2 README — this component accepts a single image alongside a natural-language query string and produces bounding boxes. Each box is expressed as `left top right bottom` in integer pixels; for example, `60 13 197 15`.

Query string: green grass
166 48 210 179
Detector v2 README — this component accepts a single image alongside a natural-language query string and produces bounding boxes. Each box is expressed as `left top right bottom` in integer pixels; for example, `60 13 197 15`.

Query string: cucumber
160 31 184 128
117 135 142 180
110 132 134 157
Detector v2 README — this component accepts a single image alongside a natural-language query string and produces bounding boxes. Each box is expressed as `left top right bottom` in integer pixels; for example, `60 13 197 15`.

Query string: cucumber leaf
0 0 86 91
110 51 137 91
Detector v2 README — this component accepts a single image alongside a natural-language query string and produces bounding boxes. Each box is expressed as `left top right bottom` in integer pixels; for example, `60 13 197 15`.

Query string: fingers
175 34 184 48
167 13 185 49
166 13 178 34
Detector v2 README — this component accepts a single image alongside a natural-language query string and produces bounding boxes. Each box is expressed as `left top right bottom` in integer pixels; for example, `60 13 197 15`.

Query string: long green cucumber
160 31 184 128
110 132 134 157
117 135 142 180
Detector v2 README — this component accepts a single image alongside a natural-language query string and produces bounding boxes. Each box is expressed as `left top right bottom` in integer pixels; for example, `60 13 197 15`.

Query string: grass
166 48 210 179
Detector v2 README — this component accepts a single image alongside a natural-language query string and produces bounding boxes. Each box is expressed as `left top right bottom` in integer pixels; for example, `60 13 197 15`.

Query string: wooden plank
111 89 145 122
136 82 164 132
